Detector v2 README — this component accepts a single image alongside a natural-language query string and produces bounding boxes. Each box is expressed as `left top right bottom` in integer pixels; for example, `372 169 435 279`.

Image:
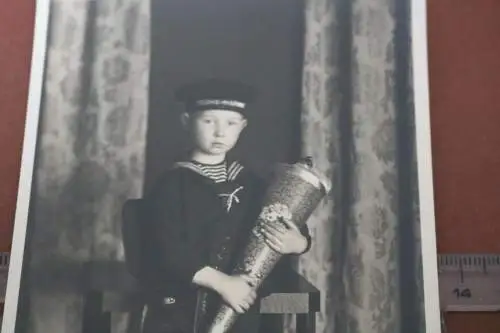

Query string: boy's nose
214 127 225 136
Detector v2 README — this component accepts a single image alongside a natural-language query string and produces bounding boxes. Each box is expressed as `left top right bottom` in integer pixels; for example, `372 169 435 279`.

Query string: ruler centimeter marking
438 253 500 312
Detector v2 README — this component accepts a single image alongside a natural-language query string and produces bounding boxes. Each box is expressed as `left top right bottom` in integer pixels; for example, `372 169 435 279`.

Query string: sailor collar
171 160 245 182
171 160 246 212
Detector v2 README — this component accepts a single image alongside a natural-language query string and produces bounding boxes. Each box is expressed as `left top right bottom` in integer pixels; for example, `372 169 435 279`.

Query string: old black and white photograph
2 0 441 332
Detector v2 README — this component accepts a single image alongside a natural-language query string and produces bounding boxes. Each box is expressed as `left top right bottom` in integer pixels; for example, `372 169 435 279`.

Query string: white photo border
411 0 442 332
1 1 51 332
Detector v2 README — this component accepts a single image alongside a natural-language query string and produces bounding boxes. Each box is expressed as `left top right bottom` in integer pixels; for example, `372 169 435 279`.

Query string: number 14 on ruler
438 254 500 312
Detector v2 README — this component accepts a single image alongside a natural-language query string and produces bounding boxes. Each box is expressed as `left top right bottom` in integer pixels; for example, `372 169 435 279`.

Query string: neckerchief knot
218 186 244 212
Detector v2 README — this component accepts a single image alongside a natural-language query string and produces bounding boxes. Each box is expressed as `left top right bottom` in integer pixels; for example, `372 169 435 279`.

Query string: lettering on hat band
195 99 246 109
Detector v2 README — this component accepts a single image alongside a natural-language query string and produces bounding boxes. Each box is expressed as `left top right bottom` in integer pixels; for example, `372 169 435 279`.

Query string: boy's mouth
211 142 225 147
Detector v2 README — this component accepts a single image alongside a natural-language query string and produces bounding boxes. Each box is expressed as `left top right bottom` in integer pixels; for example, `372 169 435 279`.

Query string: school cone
206 157 331 333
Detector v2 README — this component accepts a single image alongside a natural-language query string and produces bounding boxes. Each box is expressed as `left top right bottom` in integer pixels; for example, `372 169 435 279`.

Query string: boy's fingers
262 223 285 234
264 239 276 249
231 303 242 313
262 228 283 239
265 239 283 253
261 231 283 245
281 218 299 231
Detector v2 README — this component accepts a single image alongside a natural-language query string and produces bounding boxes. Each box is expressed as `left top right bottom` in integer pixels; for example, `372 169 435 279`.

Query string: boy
140 78 312 333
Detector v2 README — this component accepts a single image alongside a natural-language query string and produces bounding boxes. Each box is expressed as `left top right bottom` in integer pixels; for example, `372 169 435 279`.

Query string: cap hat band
175 79 255 115
195 99 246 109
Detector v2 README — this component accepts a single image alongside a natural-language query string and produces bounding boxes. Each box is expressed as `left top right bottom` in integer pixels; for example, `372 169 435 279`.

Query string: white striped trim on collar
227 161 244 181
172 161 206 177
172 161 245 181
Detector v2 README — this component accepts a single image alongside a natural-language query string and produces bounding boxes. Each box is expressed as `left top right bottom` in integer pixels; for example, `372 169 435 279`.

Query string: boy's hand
215 274 257 314
259 218 308 255
193 268 257 313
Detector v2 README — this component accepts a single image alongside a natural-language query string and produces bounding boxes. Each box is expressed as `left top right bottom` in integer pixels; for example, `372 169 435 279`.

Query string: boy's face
184 109 248 157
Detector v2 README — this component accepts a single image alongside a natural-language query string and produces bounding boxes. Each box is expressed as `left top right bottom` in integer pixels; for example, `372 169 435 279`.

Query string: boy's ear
180 112 190 128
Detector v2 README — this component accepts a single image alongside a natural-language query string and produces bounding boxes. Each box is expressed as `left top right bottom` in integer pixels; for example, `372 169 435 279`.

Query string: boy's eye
228 119 243 125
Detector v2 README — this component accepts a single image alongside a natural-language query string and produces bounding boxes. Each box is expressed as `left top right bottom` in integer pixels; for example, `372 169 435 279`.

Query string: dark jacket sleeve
298 224 313 255
144 173 209 284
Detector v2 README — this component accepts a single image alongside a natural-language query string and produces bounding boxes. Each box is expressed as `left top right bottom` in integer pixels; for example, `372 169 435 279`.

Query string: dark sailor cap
175 78 256 115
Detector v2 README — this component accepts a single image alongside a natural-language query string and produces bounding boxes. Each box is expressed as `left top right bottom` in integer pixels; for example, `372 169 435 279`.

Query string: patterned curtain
296 0 425 332
18 1 150 332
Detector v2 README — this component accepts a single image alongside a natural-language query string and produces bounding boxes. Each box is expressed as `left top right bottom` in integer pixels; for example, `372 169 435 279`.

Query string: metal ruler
438 253 500 312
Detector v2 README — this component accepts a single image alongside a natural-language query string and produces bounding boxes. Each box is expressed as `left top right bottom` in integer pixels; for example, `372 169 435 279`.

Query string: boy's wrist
192 266 227 291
